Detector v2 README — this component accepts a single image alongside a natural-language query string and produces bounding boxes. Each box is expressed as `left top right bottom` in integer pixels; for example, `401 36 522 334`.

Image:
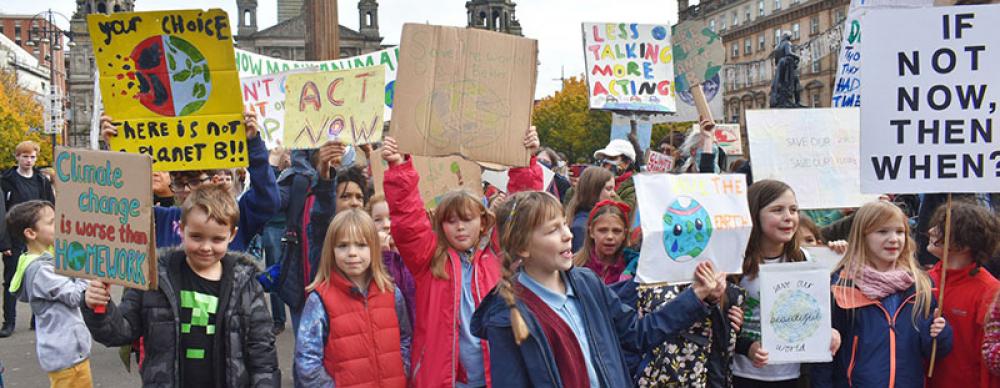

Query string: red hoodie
928 261 1000 388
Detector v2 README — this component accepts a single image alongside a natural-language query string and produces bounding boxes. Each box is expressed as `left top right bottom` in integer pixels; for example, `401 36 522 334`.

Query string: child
471 191 722 387
380 128 540 387
733 179 810 387
813 201 952 387
82 185 280 386
7 200 92 387
294 209 412 386
368 193 416 325
927 201 1000 388
565 166 615 252
572 199 635 284
798 216 824 246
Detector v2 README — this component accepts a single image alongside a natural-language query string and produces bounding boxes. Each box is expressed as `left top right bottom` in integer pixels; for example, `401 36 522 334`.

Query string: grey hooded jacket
17 252 91 372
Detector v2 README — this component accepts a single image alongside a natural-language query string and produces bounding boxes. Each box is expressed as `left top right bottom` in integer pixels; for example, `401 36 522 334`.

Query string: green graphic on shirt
180 290 219 359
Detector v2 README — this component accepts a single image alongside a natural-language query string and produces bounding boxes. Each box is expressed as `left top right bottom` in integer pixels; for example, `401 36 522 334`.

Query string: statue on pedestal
769 33 804 108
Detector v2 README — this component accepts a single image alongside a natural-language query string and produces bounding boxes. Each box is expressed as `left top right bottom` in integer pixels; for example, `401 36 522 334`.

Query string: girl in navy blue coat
471 191 723 387
812 201 953 388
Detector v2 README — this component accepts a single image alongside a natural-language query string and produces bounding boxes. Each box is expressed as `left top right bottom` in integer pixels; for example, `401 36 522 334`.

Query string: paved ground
0 286 296 387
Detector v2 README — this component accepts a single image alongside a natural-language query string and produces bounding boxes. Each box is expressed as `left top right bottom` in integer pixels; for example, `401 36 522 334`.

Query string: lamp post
24 9 74 156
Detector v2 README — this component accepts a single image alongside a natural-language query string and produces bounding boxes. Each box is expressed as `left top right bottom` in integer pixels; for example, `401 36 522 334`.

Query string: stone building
0 15 68 103
466 0 523 36
235 0 384 61
678 0 849 126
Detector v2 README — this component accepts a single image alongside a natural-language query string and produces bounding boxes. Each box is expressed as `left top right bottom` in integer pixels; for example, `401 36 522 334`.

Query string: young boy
6 200 92 387
82 184 280 387
927 200 1000 388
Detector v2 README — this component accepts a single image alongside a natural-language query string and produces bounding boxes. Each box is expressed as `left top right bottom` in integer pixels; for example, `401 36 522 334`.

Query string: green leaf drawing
169 36 205 62
202 65 211 83
174 70 191 82
185 58 193 70
167 55 176 71
193 66 203 76
178 100 206 116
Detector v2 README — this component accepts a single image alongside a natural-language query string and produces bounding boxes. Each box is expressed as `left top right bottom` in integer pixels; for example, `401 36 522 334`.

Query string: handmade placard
581 23 676 112
88 9 246 171
283 66 385 149
646 150 675 172
370 152 483 210
692 123 743 156
240 69 311 149
760 261 832 364
52 147 157 290
671 19 724 92
634 173 752 284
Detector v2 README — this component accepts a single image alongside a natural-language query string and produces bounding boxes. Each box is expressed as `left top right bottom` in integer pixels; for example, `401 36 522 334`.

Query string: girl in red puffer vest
294 209 412 387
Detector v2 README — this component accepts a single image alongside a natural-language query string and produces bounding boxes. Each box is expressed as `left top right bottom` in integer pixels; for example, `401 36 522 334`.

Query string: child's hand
315 140 345 180
691 261 717 301
84 280 111 310
382 136 403 166
379 230 396 253
930 309 946 338
749 341 769 368
244 106 260 139
709 269 726 303
828 240 848 254
524 126 540 154
100 114 118 142
830 328 842 355
728 306 744 332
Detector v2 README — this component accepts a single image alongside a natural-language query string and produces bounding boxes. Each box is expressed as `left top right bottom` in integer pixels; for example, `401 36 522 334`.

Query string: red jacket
383 156 540 387
928 262 1000 388
316 274 407 388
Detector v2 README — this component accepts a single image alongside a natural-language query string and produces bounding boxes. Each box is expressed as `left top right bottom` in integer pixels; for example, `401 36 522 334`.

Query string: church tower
237 0 258 36
358 0 379 40
466 0 522 36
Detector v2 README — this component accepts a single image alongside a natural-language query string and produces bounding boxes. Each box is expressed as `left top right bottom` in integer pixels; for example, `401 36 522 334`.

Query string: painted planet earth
66 241 87 271
130 35 212 117
769 289 822 343
662 196 713 262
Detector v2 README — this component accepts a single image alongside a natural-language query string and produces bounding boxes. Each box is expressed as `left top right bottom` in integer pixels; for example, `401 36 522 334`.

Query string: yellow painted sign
283 66 385 149
88 9 246 171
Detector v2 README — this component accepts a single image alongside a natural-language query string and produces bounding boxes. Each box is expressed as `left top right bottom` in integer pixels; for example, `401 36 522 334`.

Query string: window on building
836 9 845 22
759 0 766 16
721 19 727 31
733 12 740 27
792 0 799 5
732 43 739 58
793 23 800 39
759 35 766 50
811 16 820 34
774 28 782 47
812 53 821 73
811 92 821 107
775 0 782 11
744 39 752 55
710 19 716 32
745 6 752 22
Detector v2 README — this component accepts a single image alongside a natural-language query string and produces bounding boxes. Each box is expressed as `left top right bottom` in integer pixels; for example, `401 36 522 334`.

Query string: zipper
573 274 609 386
847 335 858 386
451 254 460 386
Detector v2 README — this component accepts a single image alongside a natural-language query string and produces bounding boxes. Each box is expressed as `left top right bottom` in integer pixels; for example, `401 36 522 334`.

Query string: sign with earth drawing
760 261 832 363
88 9 247 171
633 173 752 284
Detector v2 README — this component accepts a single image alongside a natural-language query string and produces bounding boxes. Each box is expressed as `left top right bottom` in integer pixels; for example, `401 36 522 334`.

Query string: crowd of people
2 109 1000 388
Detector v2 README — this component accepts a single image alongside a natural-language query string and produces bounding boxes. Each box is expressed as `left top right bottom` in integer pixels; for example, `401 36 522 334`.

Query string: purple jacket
383 250 416 325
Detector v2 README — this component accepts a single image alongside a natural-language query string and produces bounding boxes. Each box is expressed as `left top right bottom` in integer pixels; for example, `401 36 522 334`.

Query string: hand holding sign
84 280 112 311
382 136 403 167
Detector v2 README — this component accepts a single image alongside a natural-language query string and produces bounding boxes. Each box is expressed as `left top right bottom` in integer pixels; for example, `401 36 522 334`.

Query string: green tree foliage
0 69 53 168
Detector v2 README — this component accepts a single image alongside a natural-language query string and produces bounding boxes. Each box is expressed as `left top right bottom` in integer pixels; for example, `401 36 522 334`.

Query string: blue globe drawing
662 196 713 262
769 289 822 343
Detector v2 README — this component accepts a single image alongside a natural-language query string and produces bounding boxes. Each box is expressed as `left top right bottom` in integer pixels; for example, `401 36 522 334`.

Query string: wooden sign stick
690 83 714 123
927 193 953 378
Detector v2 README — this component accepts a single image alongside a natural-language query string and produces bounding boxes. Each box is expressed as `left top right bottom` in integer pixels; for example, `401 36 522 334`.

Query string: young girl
380 129 540 387
294 209 412 387
565 166 615 252
813 201 952 387
572 199 636 284
368 193 417 326
798 216 824 246
472 191 723 387
733 179 809 387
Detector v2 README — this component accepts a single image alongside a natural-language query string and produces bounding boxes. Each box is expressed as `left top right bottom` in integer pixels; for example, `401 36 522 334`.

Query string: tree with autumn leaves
533 76 691 163
0 69 53 167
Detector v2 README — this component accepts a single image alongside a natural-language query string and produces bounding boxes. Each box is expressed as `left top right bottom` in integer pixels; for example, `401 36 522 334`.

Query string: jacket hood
156 246 262 275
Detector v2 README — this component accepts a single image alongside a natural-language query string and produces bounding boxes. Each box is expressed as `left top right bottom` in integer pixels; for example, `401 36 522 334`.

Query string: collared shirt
519 271 600 388
457 250 485 387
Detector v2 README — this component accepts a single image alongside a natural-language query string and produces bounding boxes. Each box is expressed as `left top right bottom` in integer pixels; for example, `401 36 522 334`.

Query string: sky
1 0 679 99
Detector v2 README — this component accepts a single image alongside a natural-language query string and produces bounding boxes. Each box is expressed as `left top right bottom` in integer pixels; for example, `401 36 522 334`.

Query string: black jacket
1 167 54 209
81 247 280 387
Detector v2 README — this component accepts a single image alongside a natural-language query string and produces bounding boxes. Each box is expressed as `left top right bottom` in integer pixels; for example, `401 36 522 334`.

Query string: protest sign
481 164 555 193
805 246 844 272
391 24 536 167
634 173 752 284
747 108 878 209
581 23 676 113
645 150 675 172
760 261 832 363
88 9 246 171
282 67 385 149
234 47 399 119
611 114 653 152
672 19 724 93
52 147 156 290
370 153 483 209
240 69 311 149
860 5 1000 193
693 123 743 156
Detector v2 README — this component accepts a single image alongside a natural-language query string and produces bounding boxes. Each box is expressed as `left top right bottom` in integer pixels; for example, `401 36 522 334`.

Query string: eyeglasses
170 176 211 191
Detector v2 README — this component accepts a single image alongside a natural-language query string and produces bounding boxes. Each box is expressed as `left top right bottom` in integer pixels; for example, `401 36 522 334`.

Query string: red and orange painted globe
130 35 212 117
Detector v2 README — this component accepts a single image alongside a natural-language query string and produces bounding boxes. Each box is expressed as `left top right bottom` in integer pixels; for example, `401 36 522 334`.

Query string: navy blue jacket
811 271 953 388
471 267 710 387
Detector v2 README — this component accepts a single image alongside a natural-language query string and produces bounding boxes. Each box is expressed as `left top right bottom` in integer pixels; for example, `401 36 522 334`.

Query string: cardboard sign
860 4 1000 193
391 24 536 167
52 147 157 290
693 123 743 156
634 173 752 284
370 153 483 209
611 114 653 152
747 108 878 209
481 164 555 193
646 150 675 172
805 246 844 272
760 261 832 364
282 67 385 149
240 69 310 149
672 19 724 92
234 47 399 119
581 23 676 113
88 9 246 171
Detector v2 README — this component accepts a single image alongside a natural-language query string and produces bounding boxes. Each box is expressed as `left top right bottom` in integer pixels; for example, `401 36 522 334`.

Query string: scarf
585 251 627 285
614 171 633 191
855 265 914 300
516 283 590 388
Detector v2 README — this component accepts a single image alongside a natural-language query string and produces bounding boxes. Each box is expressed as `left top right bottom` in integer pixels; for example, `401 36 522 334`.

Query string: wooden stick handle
927 193 953 378
691 83 714 123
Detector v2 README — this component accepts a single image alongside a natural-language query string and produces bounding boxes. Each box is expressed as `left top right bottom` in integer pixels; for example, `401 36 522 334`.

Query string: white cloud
3 0 678 98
